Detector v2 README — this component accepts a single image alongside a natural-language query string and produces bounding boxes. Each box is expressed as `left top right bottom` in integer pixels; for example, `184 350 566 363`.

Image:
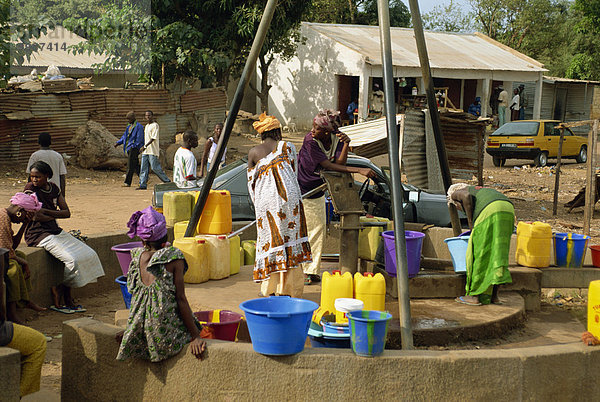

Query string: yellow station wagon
486 120 588 167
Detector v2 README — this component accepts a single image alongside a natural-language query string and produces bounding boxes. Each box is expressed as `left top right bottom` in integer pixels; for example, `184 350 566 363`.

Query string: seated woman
0 193 47 324
24 161 105 313
247 112 312 298
117 206 209 362
447 183 514 306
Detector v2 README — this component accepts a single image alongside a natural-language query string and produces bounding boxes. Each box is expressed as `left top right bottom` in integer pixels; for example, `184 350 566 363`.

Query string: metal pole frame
408 0 462 237
185 0 278 237
376 0 413 349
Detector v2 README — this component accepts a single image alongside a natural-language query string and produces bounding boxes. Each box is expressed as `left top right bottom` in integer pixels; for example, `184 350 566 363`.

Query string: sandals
50 305 74 314
69 304 87 313
455 296 482 306
304 274 321 286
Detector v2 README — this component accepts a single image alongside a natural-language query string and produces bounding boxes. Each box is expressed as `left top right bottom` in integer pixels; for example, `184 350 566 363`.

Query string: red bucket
194 310 243 341
590 245 600 268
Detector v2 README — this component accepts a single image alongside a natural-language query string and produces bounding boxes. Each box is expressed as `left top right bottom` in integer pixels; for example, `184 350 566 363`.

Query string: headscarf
252 112 281 134
127 206 168 241
313 109 340 132
446 183 470 206
10 192 42 211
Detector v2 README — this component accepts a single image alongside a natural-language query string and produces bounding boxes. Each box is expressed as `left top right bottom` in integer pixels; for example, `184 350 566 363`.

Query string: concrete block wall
63 317 600 401
0 347 21 401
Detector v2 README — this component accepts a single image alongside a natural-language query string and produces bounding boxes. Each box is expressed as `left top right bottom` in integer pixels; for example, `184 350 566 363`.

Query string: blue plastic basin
239 296 318 355
115 275 131 309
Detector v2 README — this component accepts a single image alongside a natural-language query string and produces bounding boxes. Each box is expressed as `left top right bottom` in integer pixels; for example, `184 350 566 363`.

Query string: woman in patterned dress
117 206 209 362
247 112 312 297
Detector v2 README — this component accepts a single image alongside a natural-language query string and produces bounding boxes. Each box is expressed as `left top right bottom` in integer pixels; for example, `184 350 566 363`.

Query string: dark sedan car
153 155 459 227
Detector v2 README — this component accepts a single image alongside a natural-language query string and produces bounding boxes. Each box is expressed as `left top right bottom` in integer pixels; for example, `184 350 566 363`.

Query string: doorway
554 87 568 121
337 75 360 122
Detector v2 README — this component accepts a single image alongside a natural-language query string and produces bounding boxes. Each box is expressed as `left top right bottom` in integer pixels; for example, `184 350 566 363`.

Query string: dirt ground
0 131 595 400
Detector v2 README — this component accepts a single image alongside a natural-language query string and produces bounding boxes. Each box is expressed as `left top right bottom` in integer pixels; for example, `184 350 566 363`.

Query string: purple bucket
382 230 425 278
111 242 143 276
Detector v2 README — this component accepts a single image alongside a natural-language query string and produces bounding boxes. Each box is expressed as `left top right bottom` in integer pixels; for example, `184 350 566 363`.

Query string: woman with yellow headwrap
247 112 312 297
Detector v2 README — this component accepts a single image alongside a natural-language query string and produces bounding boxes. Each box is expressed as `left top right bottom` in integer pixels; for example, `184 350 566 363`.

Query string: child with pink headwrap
1 192 47 398
0 193 46 324
117 206 211 362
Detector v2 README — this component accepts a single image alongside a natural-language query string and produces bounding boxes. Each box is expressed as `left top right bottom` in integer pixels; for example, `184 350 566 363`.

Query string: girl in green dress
117 206 207 362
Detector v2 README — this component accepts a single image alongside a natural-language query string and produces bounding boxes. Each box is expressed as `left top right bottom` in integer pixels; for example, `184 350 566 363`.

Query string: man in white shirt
137 110 171 190
510 88 520 122
173 130 199 188
26 132 67 196
497 86 509 127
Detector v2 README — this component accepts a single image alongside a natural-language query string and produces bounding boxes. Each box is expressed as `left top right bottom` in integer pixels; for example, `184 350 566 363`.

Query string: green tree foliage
306 0 411 27
422 0 477 32
62 0 310 101
10 0 102 26
0 0 52 78
567 0 600 80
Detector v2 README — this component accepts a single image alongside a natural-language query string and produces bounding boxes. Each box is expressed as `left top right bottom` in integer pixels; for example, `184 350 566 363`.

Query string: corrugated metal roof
339 115 402 146
544 76 600 85
14 26 108 70
305 22 547 72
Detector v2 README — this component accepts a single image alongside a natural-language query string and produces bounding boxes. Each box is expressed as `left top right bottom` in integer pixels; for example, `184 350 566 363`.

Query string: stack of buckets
164 189 242 283
311 270 392 357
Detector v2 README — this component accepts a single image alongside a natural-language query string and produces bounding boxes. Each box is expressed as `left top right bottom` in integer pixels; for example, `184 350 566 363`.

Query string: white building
263 22 548 130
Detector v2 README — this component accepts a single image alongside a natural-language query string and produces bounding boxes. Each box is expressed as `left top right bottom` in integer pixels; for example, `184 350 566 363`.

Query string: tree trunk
257 54 273 113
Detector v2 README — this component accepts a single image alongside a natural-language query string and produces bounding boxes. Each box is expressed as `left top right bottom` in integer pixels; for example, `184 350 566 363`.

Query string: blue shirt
116 122 144 153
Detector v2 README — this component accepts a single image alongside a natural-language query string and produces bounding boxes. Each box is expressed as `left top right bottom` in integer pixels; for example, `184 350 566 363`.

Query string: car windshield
490 122 539 136
216 158 246 177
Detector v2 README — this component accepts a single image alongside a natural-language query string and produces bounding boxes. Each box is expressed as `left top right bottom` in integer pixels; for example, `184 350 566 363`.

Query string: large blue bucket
115 276 131 309
444 236 469 273
347 310 392 357
239 296 318 355
554 232 590 268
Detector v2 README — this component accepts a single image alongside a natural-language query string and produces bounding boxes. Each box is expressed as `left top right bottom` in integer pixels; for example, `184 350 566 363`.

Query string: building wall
265 25 366 130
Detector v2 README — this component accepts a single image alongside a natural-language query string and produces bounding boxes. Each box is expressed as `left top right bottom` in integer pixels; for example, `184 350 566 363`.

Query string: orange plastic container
173 237 209 283
353 272 385 311
195 190 232 235
320 270 353 315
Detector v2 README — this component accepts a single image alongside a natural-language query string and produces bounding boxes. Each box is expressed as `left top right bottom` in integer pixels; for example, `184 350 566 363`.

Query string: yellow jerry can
515 221 552 268
163 192 193 227
242 240 256 266
229 235 241 275
353 272 386 311
173 237 209 284
195 190 232 235
320 270 353 315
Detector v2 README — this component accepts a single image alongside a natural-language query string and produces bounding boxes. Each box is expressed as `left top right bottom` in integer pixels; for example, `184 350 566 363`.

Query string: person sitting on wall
0 193 47 324
0 248 47 398
116 206 213 362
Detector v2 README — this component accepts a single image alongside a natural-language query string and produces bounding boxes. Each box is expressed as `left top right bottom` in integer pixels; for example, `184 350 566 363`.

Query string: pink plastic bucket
382 230 425 278
111 242 143 276
194 310 243 342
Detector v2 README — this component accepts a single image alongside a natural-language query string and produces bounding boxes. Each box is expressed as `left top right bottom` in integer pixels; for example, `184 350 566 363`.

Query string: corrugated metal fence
0 88 227 165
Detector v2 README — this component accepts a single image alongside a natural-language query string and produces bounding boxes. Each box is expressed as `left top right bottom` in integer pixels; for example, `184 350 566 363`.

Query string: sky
402 0 470 14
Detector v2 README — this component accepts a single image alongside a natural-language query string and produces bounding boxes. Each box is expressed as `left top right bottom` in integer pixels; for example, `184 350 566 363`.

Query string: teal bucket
554 232 590 268
347 310 392 357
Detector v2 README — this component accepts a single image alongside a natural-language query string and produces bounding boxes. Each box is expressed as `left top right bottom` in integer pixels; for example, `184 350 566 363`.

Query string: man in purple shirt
297 109 374 285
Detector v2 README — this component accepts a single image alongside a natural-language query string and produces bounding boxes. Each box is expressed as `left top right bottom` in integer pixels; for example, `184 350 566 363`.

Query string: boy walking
137 110 171 190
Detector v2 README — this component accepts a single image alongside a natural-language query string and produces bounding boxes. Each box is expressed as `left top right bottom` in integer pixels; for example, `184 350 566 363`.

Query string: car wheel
576 146 587 164
492 156 506 167
535 151 548 167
